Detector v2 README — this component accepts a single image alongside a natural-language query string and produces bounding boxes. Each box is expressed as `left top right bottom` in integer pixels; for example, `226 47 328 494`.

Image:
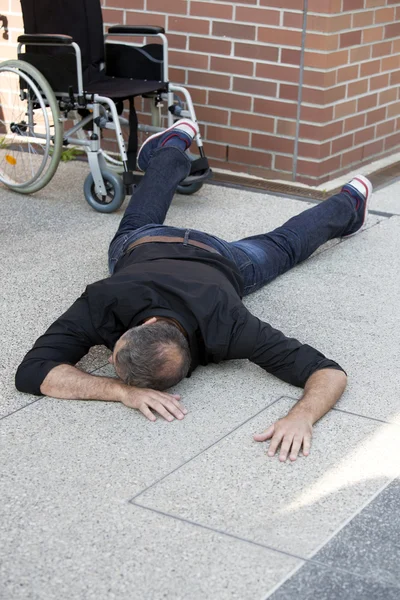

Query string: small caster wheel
176 181 203 195
83 170 126 213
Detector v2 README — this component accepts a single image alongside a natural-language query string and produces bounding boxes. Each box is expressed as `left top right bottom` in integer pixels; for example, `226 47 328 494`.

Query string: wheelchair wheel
83 170 126 213
0 60 62 193
177 181 203 195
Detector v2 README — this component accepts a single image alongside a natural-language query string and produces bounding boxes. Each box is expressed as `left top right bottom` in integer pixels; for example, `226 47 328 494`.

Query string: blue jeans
109 147 360 296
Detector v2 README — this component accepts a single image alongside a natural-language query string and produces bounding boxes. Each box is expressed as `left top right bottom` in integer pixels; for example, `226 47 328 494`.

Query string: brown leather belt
125 235 221 255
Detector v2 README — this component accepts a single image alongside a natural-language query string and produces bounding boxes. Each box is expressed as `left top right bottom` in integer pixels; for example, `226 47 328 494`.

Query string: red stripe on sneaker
353 176 369 199
181 121 198 136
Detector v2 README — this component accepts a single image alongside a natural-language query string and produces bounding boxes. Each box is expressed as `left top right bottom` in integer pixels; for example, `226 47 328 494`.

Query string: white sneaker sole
343 175 372 238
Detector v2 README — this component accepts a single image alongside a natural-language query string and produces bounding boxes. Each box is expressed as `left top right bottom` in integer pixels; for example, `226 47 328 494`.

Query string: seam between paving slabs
130 399 400 577
0 398 40 421
261 473 400 600
129 395 285 503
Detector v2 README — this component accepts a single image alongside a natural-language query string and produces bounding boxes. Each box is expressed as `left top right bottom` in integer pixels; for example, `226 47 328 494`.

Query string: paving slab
133 397 400 557
370 179 400 215
0 495 300 600
244 216 400 424
0 395 300 600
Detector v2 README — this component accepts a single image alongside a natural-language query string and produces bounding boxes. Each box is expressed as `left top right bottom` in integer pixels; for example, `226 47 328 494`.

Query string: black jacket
15 243 344 395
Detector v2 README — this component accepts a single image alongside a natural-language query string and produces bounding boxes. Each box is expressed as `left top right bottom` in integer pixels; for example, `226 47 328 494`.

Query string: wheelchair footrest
181 155 212 184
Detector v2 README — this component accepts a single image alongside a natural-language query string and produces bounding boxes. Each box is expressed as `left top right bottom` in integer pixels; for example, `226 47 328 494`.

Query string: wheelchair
0 0 211 212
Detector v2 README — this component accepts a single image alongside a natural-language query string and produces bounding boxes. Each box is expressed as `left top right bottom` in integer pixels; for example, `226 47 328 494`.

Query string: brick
281 49 301 65
387 101 400 117
256 63 299 83
190 37 231 55
211 56 253 76
209 90 251 111
307 0 342 12
348 79 369 98
203 141 227 161
190 1 233 19
207 125 250 146
304 49 344 69
147 0 186 13
331 133 354 154
350 45 371 62
229 147 272 168
168 34 187 50
366 0 388 6
170 50 208 70
372 41 392 58
188 70 230 89
375 7 395 23
366 107 386 125
258 26 302 47
283 11 304 29
303 69 337 87
277 119 297 137
298 141 331 159
358 93 378 111
102 9 124 23
306 15 329 33
379 88 397 105
260 0 300 9
381 54 400 71
342 146 364 166
253 133 294 154
385 22 400 38
254 98 297 119
306 33 339 52
352 10 374 27
337 65 359 83
390 71 400 86
235 42 279 62
231 112 275 132
340 30 362 48
213 21 255 40
169 67 186 84
344 114 365 132
126 12 166 27
355 126 375 145
363 26 384 44
106 0 143 8
376 118 396 137
363 139 384 158
360 59 381 77
384 132 400 150
236 7 280 25
233 76 277 97
299 121 343 141
274 154 292 173
343 0 363 9
334 99 357 119
301 104 334 122
194 105 229 125
280 84 298 102
189 87 208 105
302 85 346 104
169 16 209 34
370 73 389 91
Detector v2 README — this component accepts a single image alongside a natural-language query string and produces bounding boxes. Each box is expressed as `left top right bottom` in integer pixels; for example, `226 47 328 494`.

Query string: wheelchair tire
0 60 63 194
83 170 126 213
177 181 203 195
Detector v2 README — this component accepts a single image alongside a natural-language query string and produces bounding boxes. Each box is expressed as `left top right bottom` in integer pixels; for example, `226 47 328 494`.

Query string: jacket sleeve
227 311 345 388
15 293 103 396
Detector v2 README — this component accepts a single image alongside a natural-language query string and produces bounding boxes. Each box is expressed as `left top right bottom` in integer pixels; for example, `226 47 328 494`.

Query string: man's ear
143 317 158 326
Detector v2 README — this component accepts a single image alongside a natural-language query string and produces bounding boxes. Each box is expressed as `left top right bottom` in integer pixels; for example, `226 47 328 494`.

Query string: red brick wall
2 0 400 185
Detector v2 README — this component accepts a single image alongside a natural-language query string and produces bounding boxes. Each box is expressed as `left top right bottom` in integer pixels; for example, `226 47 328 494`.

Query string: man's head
110 318 191 390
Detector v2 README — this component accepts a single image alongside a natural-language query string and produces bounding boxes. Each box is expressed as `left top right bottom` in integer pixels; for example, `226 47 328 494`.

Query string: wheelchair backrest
20 0 105 87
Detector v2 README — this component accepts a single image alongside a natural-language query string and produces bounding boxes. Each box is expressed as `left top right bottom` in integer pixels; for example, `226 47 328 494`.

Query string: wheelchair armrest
108 25 165 35
18 34 74 45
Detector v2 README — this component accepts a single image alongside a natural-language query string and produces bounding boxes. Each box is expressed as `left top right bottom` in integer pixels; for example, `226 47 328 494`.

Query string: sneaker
341 174 373 238
137 119 200 172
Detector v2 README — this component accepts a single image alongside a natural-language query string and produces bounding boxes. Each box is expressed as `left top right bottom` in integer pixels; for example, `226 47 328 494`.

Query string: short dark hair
115 320 191 390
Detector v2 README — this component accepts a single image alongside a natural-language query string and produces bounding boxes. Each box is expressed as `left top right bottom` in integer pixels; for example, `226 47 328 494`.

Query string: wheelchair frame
0 27 209 212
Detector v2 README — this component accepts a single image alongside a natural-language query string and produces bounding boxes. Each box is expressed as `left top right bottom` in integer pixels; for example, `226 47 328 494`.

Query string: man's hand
254 414 312 462
122 388 187 422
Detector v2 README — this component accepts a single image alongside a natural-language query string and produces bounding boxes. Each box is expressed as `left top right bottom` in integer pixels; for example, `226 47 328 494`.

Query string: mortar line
129 396 285 502
331 406 400 426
